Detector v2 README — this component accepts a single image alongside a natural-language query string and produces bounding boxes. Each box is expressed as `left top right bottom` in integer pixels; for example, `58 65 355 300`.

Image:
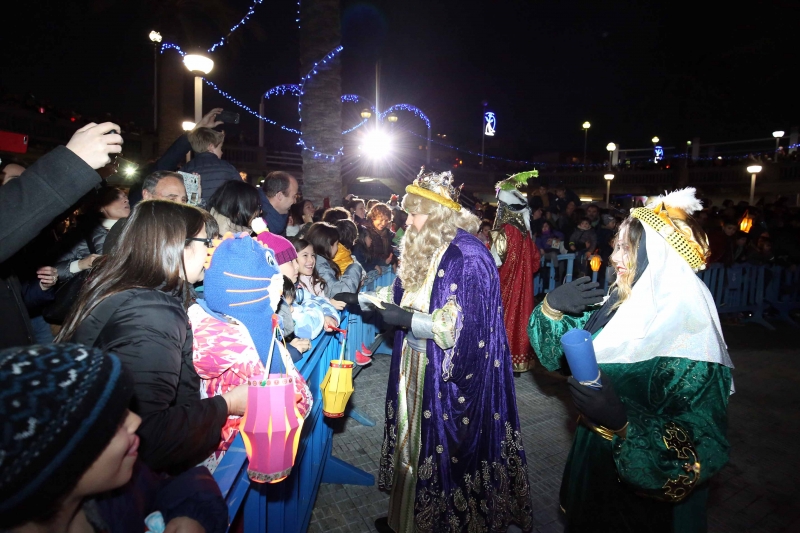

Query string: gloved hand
377 303 414 328
567 373 627 431
333 292 359 306
546 276 605 314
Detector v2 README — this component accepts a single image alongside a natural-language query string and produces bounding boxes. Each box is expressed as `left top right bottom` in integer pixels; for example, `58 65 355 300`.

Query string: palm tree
299 0 343 206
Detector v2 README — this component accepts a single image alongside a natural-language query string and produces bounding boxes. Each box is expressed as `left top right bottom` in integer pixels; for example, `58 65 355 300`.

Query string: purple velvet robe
379 230 533 532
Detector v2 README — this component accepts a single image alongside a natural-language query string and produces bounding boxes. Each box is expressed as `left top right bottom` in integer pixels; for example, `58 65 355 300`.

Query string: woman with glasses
56 200 249 475
206 180 262 236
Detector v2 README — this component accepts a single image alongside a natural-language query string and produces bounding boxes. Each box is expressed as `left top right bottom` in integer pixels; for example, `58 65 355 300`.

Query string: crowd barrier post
764 265 800 327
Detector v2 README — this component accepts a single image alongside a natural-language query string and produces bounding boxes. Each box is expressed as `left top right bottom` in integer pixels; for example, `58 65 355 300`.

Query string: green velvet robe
528 305 732 533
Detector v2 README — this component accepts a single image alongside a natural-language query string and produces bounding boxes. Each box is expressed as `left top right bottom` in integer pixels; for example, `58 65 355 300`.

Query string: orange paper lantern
739 210 753 233
589 255 602 272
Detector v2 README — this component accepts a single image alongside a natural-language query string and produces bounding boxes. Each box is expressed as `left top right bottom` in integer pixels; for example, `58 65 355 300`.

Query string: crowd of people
1 111 798 533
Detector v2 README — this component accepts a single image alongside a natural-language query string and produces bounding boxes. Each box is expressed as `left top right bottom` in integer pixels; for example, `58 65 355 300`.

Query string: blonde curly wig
398 193 480 292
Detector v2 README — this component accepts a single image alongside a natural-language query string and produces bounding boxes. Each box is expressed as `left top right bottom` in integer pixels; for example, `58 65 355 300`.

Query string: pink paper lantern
240 374 304 483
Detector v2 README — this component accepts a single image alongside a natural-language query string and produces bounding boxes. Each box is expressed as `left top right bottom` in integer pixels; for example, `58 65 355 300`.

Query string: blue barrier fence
212 270 396 532
535 253 799 329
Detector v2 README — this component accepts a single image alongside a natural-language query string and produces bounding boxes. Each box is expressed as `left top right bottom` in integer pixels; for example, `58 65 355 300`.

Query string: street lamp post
604 173 614 206
149 31 162 132
182 121 196 162
582 121 591 167
183 53 214 123
746 165 762 205
773 130 784 161
606 142 617 170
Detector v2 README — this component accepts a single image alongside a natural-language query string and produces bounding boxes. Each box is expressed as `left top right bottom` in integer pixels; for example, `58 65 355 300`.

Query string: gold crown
631 205 707 271
405 168 463 211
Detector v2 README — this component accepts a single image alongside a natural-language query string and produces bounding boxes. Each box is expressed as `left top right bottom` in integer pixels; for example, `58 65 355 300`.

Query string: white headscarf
593 223 734 370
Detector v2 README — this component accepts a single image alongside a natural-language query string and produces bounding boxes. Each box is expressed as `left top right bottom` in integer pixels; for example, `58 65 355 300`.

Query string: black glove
546 276 605 314
333 292 359 306
567 373 627 431
377 303 414 328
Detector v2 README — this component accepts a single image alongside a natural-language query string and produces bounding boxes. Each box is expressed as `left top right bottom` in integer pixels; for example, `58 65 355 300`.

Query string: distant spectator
305 222 363 297
258 171 298 236
349 198 367 226
322 206 351 223
553 185 581 214
55 186 130 282
363 203 395 273
585 204 601 228
142 171 189 204
333 218 359 273
528 185 553 212
476 219 492 247
707 219 738 265
183 127 240 204
569 217 598 275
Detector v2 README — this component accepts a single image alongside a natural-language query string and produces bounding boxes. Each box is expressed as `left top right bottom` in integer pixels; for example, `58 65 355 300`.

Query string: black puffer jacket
71 288 228 474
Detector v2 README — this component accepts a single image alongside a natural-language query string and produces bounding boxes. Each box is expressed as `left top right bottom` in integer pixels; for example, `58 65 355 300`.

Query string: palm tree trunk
299 0 343 207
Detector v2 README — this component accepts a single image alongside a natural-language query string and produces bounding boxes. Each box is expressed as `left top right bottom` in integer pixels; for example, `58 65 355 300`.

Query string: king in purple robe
337 169 533 533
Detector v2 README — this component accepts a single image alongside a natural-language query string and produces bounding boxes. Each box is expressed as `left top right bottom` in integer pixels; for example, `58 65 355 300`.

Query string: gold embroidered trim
661 421 701 502
406 184 462 211
631 207 706 271
541 296 564 321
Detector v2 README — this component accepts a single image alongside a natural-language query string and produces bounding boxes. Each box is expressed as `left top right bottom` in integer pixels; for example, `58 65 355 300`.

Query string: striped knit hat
0 344 134 525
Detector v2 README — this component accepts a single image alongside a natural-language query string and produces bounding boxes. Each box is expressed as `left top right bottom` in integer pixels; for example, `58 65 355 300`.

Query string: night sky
3 0 798 162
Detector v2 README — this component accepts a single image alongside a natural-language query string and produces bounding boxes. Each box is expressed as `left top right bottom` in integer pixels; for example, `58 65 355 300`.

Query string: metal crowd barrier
212 269 397 532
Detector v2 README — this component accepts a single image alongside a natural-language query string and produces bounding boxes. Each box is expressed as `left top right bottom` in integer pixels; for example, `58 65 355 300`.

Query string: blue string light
381 104 431 129
296 46 345 160
160 43 185 56
203 78 301 134
263 84 301 99
208 0 265 52
296 0 301 29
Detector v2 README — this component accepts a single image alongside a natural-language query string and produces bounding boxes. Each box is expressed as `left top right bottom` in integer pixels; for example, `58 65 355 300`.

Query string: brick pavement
308 324 800 533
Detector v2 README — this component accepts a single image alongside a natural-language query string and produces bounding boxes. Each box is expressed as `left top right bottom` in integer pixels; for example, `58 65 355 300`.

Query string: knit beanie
256 231 297 265
0 344 134 526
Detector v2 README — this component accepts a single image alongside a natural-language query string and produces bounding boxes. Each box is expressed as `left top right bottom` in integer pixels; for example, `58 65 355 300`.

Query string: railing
212 270 396 532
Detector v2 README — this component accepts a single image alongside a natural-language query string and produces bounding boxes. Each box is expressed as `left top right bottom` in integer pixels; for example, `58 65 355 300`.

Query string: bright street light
651 136 660 144
183 53 214 123
361 130 392 159
387 113 398 123
582 122 591 167
747 165 762 205
773 130 785 161
182 121 196 131
606 143 617 170
149 31 162 43
183 54 214 74
360 108 372 119
604 173 614 207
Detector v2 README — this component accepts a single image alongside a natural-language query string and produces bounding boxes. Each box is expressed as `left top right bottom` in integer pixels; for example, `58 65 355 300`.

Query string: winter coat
86 462 227 533
364 220 395 265
535 230 564 252
315 254 363 298
568 228 597 253
181 152 240 204
71 288 229 474
54 221 111 281
0 146 102 349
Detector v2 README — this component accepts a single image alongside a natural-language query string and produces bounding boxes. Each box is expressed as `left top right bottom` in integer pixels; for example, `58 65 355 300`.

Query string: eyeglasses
186 237 214 248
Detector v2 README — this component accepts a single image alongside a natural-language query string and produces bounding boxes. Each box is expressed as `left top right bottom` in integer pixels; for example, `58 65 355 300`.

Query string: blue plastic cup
560 329 602 389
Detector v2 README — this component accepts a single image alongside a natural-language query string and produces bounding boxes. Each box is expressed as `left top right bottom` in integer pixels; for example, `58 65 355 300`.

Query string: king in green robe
528 190 733 533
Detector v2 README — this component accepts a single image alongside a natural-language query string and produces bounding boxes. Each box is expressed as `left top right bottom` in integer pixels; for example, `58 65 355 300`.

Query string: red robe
498 224 540 372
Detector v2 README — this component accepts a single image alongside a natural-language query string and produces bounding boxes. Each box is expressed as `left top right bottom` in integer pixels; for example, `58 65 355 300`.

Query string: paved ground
308 323 800 533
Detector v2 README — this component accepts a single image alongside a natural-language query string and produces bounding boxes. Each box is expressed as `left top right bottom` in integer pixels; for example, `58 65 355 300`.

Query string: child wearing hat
0 344 227 533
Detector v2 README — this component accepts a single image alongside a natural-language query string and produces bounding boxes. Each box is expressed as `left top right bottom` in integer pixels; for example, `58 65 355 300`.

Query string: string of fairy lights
159 3 797 168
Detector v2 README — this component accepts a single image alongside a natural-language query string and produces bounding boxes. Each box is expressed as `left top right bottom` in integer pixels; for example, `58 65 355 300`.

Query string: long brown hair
57 201 217 341
304 222 341 277
610 217 644 310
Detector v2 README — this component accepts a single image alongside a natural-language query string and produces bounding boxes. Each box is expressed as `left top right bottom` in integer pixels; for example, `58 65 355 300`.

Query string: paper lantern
589 255 602 272
739 210 754 233
240 374 304 484
320 333 354 418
